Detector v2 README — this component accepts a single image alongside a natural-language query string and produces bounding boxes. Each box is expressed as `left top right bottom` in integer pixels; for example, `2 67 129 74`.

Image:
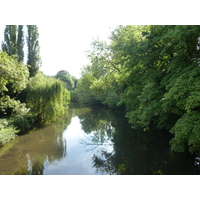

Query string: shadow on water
0 104 199 175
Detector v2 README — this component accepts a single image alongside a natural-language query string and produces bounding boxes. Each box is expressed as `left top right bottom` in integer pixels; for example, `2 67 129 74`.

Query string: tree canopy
25 71 70 124
0 51 29 115
73 25 200 154
56 70 77 91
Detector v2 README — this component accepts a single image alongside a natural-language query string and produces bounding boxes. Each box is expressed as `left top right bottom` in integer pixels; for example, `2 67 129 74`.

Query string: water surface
0 106 199 175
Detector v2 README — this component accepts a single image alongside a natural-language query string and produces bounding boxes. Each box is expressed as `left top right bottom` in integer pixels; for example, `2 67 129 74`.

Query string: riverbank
0 111 66 147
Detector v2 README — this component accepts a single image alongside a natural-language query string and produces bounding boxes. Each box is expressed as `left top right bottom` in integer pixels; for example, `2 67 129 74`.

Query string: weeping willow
25 71 70 124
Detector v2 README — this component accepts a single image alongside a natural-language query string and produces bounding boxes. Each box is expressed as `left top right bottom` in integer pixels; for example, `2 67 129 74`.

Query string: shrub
10 115 30 133
0 119 19 146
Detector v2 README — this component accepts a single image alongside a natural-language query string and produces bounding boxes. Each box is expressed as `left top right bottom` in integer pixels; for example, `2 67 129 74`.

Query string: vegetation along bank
1 25 200 155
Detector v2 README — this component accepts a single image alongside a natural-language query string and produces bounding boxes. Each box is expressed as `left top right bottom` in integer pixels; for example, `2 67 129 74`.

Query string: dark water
0 106 199 175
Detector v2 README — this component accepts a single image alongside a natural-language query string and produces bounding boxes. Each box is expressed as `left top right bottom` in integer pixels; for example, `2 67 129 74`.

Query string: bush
10 115 31 133
0 119 19 146
25 72 70 124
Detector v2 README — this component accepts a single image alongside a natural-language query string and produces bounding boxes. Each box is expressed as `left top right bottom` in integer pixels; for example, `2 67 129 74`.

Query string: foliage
73 38 125 108
169 111 200 153
56 70 77 90
107 25 200 153
17 25 24 62
0 119 19 146
1 25 24 62
0 51 29 115
75 25 200 154
1 25 17 56
25 71 70 124
72 72 100 105
10 115 32 133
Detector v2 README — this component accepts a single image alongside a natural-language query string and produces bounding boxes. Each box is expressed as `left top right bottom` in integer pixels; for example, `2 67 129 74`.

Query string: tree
73 71 99 105
111 25 200 153
73 25 200 154
158 26 200 153
25 71 70 124
27 25 41 77
0 51 29 115
79 39 124 108
17 25 24 62
56 70 77 90
1 25 24 62
1 25 17 56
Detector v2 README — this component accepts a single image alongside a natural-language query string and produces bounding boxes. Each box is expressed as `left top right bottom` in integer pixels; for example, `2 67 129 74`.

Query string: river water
0 106 199 175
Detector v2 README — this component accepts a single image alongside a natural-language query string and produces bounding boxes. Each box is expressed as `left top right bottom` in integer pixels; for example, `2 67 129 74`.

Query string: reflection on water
0 105 199 175
0 114 70 175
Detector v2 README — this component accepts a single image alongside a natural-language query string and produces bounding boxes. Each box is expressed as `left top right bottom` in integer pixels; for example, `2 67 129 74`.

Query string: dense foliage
0 50 29 145
25 71 70 124
0 51 29 115
74 25 200 154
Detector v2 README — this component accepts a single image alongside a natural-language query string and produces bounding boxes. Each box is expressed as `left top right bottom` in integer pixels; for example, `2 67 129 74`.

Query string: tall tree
17 25 24 62
1 25 24 62
1 25 17 56
27 25 41 77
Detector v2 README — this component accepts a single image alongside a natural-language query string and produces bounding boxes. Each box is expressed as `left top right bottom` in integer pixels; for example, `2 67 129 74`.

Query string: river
0 105 199 175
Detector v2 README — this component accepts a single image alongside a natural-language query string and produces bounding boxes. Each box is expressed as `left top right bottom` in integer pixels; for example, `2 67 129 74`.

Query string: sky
0 24 116 79
38 24 115 78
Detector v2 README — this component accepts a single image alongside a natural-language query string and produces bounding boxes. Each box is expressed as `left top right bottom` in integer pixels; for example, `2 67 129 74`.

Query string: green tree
80 39 124 108
25 71 70 124
27 25 41 77
0 51 29 115
1 25 17 56
1 25 24 62
74 25 200 154
56 70 77 90
114 25 200 153
73 71 99 105
17 25 24 62
158 25 200 152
